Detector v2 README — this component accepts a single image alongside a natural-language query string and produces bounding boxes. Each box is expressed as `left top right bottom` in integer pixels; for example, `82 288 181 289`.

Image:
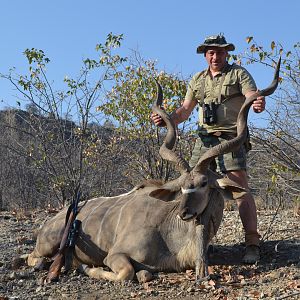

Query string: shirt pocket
222 77 239 98
193 81 204 103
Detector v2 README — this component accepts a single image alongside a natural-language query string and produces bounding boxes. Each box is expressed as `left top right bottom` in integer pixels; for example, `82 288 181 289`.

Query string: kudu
27 59 280 282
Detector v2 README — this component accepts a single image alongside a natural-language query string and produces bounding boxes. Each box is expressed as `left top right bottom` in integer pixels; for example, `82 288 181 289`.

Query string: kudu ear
148 176 184 201
149 188 178 202
213 177 249 200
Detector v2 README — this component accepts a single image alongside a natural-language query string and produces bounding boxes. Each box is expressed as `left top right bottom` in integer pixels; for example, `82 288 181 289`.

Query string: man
151 34 265 264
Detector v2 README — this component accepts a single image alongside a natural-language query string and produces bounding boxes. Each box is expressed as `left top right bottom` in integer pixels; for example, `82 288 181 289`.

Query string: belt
199 131 222 137
211 131 222 137
211 131 235 139
199 131 234 139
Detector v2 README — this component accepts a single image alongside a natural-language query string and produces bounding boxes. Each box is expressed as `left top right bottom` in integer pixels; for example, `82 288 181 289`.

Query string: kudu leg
79 253 135 281
27 250 50 270
195 224 209 281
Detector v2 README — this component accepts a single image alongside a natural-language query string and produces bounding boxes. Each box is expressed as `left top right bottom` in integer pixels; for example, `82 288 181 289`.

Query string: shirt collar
207 62 231 78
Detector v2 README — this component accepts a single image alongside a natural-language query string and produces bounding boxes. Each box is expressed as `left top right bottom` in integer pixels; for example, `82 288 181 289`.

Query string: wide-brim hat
196 34 235 54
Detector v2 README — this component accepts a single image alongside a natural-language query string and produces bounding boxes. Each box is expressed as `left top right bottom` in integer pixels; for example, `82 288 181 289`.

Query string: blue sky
0 0 299 123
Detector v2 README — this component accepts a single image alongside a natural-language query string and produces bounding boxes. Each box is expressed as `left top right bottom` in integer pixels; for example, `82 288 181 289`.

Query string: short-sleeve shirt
185 63 257 134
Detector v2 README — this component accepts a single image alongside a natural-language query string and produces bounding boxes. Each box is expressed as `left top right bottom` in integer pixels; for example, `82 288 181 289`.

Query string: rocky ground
0 208 299 300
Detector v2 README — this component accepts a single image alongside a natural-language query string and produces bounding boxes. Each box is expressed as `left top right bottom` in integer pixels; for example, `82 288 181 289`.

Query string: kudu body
27 59 280 282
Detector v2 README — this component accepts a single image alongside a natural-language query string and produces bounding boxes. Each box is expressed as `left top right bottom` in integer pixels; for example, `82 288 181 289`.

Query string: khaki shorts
189 134 247 173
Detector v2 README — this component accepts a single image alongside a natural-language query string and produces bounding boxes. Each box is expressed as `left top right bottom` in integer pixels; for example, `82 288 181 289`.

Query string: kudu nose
179 208 188 219
178 207 195 221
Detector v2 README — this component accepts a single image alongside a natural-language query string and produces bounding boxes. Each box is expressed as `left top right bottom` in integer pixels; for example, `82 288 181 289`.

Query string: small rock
258 277 269 284
35 286 43 293
268 270 282 279
153 290 160 296
260 292 267 298
61 293 71 298
23 239 35 245
37 276 46 285
9 271 17 279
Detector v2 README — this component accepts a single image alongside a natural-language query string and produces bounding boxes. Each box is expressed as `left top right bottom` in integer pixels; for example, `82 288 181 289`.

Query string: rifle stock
46 210 76 282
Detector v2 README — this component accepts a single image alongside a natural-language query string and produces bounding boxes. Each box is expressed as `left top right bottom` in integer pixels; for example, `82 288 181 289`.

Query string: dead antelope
26 58 280 282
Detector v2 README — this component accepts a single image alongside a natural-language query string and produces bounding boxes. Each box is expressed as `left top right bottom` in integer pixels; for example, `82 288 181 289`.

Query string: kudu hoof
136 270 153 283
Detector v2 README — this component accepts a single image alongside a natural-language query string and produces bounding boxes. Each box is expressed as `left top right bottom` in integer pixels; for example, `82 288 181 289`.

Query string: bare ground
0 208 299 300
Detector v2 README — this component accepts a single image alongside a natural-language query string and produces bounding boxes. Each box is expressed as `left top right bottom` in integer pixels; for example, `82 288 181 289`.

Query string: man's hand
252 95 265 113
245 91 266 114
151 99 196 127
151 112 166 127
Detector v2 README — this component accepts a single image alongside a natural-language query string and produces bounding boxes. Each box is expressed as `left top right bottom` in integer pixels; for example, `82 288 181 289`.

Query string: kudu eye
200 180 208 188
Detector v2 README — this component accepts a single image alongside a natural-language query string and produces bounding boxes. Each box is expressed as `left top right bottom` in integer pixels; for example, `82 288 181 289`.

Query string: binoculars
202 102 219 125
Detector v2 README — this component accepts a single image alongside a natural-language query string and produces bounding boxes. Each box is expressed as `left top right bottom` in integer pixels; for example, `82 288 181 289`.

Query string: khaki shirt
185 63 257 134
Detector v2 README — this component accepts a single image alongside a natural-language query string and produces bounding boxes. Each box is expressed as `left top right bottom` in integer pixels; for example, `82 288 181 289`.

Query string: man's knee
226 170 249 189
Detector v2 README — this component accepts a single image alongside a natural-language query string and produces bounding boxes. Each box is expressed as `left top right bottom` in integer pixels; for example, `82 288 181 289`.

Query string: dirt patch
0 209 299 299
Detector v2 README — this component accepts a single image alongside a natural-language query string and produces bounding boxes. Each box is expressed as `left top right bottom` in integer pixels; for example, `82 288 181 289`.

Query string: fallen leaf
208 279 216 286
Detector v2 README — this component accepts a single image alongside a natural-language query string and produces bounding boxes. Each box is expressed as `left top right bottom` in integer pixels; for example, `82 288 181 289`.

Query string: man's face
205 47 228 72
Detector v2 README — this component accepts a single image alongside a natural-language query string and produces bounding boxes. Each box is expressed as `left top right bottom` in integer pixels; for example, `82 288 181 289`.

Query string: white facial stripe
181 187 198 194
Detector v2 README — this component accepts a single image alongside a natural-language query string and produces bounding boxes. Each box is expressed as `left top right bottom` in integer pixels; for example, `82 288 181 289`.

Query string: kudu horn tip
274 56 281 79
260 56 281 97
153 78 163 107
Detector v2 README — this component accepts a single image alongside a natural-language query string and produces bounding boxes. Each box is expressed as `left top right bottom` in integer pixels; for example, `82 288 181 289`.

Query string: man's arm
170 99 198 125
244 90 266 113
151 99 197 127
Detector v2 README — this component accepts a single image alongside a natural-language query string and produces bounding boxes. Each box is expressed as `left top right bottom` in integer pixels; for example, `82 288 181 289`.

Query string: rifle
46 190 81 282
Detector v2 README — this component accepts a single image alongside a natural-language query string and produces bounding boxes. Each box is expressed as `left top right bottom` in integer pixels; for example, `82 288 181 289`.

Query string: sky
0 0 299 123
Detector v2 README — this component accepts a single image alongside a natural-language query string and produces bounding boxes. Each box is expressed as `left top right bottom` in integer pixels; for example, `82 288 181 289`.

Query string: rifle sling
47 196 81 281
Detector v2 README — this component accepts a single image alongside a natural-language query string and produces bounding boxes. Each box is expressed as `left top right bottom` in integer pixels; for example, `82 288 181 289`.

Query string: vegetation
232 38 300 210
0 34 299 211
0 33 190 210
